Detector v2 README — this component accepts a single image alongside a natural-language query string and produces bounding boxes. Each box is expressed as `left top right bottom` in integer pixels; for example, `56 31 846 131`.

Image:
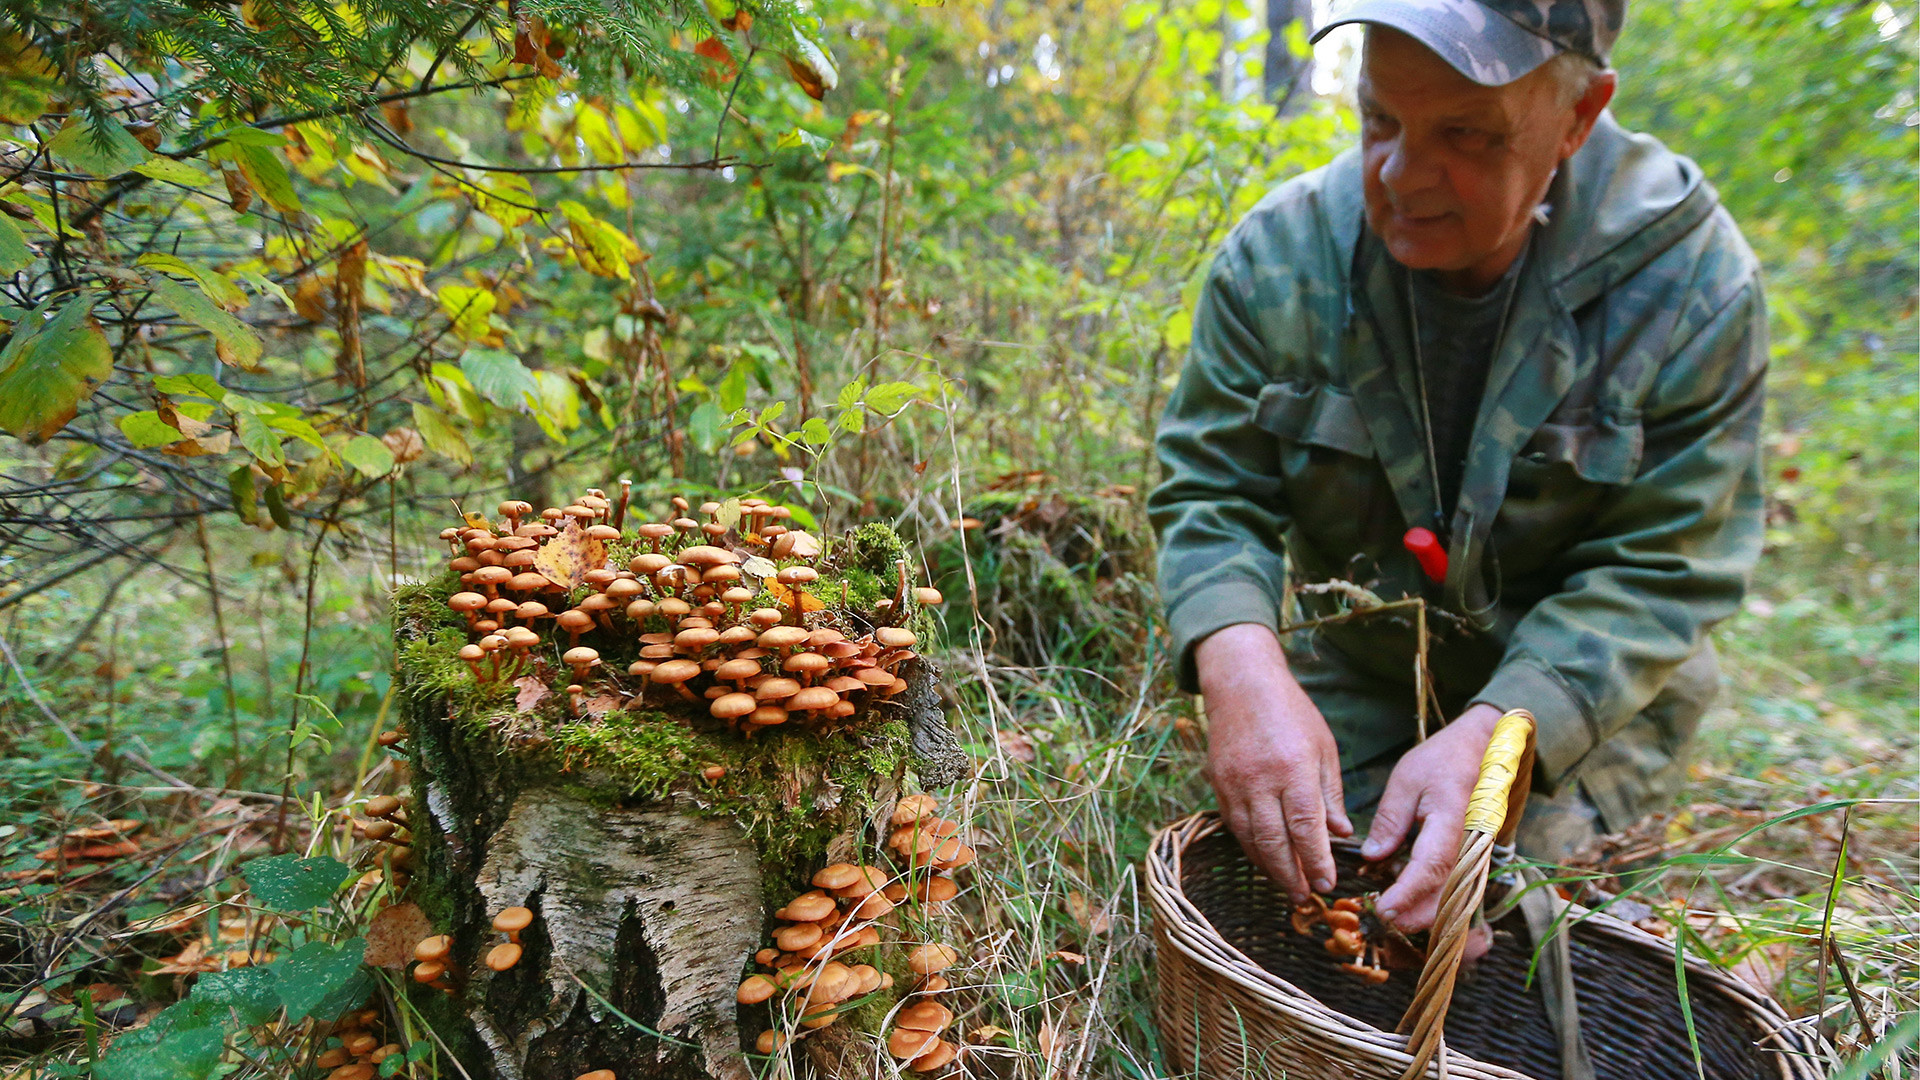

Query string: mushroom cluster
486 906 531 973
357 795 413 891
312 1008 403 1080
1290 895 1391 985
738 791 971 1071
411 933 456 994
437 490 943 733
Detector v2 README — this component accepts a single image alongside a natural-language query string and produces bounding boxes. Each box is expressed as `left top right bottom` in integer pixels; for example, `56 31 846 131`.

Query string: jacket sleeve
1472 276 1768 789
1148 241 1294 693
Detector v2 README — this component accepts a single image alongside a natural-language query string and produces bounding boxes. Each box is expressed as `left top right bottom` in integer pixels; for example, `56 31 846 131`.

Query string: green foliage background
0 0 1913 1074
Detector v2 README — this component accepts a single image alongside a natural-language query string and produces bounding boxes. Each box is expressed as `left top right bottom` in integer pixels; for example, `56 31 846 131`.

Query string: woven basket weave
1148 714 1827 1079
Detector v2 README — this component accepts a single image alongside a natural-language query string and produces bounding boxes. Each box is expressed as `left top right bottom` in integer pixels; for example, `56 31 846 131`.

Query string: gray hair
1544 50 1605 108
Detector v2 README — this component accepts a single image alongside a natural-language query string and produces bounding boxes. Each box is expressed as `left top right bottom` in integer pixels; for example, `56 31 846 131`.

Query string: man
1149 0 1765 936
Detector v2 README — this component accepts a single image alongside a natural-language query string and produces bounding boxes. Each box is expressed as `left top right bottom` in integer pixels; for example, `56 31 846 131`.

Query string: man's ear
1560 71 1617 159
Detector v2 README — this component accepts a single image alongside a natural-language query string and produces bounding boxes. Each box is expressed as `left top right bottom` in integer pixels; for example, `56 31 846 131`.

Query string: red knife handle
1403 527 1449 583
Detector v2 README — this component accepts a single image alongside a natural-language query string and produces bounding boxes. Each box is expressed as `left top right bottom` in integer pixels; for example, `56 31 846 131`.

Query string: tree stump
390 507 967 1080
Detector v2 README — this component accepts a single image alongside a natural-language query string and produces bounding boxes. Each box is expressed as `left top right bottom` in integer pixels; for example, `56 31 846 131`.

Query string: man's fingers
1280 783 1336 895
1360 765 1417 860
1246 794 1310 901
1377 801 1462 930
1321 755 1353 840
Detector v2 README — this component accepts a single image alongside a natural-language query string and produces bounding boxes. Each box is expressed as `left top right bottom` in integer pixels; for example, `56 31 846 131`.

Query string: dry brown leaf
996 728 1036 763
514 675 550 713
150 939 219 975
579 692 624 718
966 1025 1012 1044
1049 949 1087 964
115 901 212 939
362 901 434 969
534 517 606 590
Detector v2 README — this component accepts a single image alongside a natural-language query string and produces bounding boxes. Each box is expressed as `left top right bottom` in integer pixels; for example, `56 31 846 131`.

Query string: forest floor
0 504 1914 1078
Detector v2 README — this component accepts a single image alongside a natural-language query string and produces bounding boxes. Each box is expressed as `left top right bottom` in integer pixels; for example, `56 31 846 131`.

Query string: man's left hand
1360 703 1504 933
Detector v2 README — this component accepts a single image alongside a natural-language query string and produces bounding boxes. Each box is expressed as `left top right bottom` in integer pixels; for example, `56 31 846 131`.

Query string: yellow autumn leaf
533 517 607 589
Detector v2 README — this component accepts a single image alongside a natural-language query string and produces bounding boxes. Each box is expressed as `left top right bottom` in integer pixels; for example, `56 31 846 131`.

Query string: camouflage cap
1311 0 1624 86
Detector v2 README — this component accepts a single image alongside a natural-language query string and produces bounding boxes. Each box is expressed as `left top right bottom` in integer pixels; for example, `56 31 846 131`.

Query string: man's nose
1377 136 1436 201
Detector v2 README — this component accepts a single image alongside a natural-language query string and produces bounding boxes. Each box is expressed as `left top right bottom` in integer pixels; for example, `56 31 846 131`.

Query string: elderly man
1149 0 1765 935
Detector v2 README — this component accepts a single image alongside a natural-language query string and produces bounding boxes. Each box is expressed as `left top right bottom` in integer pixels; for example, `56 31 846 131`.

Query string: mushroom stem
612 479 631 531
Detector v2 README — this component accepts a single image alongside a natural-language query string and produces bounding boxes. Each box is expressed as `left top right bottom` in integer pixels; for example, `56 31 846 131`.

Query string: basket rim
1146 811 1829 1080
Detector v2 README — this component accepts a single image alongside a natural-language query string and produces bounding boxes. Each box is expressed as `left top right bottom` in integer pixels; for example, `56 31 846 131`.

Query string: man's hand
1362 703 1504 933
1196 624 1353 902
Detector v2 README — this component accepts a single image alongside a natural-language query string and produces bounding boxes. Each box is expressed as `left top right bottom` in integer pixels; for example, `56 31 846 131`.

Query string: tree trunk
391 535 966 1080
1263 0 1315 111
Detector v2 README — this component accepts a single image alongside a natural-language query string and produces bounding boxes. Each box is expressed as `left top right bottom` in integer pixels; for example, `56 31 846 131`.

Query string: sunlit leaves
119 411 186 449
138 254 248 312
131 157 213 186
469 172 536 230
0 294 113 444
785 36 839 100
437 284 497 341
212 132 302 216
557 200 642 279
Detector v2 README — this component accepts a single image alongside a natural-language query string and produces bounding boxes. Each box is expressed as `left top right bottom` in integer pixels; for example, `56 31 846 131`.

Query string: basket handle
1394 708 1537 1080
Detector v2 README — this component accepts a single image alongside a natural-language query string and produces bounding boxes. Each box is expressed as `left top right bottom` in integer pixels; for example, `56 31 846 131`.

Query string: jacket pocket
1517 406 1643 484
1252 381 1375 459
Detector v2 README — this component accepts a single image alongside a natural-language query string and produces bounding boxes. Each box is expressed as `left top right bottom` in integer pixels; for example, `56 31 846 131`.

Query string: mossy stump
392 521 967 1080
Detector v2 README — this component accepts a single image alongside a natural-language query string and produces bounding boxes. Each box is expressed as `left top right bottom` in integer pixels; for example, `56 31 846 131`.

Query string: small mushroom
458 643 487 680
650 659 703 701
754 1030 788 1054
737 974 777 1004
775 922 823 952
575 1071 616 1080
907 1039 958 1072
896 1000 953 1033
486 941 523 972
366 795 403 820
494 906 533 944
891 794 939 825
813 863 862 890
711 693 757 723
913 586 944 606
557 609 595 648
889 1028 941 1061
563 646 601 683
784 890 838 922
448 591 489 630
907 943 959 975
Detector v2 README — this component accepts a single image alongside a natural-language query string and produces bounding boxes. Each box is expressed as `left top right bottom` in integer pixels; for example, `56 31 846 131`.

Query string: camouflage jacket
1149 113 1767 831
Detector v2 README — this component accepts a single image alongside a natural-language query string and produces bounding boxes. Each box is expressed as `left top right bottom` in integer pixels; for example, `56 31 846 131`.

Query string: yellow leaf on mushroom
533 517 607 590
765 580 827 613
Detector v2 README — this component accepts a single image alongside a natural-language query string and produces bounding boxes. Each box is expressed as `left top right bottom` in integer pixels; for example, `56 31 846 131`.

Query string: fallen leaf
1049 949 1087 964
515 675 550 713
996 728 1035 763
966 1025 1012 1044
115 901 212 938
150 939 219 975
533 517 606 589
362 901 433 969
579 691 624 718
36 839 139 861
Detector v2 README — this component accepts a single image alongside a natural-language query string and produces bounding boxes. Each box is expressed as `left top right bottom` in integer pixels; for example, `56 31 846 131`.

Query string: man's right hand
1196 623 1353 902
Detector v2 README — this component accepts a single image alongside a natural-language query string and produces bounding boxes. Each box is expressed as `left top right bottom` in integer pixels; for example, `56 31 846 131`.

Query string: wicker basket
1147 712 1827 1080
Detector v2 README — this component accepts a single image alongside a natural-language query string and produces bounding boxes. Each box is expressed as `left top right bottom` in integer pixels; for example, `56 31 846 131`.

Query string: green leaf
470 172 535 230
0 214 31 274
864 380 921 414
0 293 113 444
148 277 263 370
688 400 723 455
265 412 325 451
775 127 832 157
236 412 283 466
717 362 750 413
93 1025 224 1080
241 854 349 912
119 410 185 448
138 253 248 312
340 434 396 478
226 142 301 215
0 32 59 125
193 964 281 1025
834 376 868 411
217 126 289 148
411 402 472 466
131 157 213 187
152 373 227 400
263 481 292 529
438 285 496 341
275 940 366 1022
47 116 151 177
836 407 864 434
799 416 832 446
460 347 538 410
228 463 259 526
557 200 642 279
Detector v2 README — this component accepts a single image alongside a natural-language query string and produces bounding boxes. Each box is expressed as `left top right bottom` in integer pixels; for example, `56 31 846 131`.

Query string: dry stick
193 505 244 782
1823 935 1875 1052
